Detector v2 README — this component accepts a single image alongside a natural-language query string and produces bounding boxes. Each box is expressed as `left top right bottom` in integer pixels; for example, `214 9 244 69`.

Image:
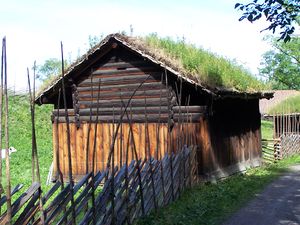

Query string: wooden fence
0 146 198 224
262 114 300 162
261 138 281 163
278 134 300 159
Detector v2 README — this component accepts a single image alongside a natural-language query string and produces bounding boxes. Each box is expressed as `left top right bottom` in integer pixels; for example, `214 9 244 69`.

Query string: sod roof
36 33 273 103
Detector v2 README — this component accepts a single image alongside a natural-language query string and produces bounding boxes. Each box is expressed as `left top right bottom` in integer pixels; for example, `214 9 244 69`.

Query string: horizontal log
78 89 168 100
79 74 160 87
53 113 202 123
92 66 160 76
53 106 170 116
77 82 165 93
173 113 203 122
98 60 150 69
78 97 176 108
173 105 207 113
55 114 170 123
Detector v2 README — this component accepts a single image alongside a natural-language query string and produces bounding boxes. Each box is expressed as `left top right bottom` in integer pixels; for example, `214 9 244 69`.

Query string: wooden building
36 34 273 181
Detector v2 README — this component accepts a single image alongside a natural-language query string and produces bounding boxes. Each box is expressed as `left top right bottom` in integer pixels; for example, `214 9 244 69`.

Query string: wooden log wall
51 48 206 124
74 50 176 124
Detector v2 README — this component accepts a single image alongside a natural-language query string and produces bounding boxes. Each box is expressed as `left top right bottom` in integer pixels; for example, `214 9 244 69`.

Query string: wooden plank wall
52 122 200 180
198 98 262 178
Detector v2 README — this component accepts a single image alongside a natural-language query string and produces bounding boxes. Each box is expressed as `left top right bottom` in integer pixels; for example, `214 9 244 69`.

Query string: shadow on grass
136 155 300 225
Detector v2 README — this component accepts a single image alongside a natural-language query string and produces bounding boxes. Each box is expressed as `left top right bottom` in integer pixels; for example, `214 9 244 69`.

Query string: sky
0 0 272 92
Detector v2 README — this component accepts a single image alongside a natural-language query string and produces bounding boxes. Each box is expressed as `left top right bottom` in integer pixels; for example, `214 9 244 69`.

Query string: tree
260 36 300 89
37 58 68 82
235 0 300 42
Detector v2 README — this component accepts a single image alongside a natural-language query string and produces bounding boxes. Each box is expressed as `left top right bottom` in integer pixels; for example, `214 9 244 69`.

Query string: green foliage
137 154 300 225
144 34 265 92
88 34 104 49
2 92 53 194
235 0 300 42
260 36 300 89
268 94 300 114
37 58 68 82
261 120 274 139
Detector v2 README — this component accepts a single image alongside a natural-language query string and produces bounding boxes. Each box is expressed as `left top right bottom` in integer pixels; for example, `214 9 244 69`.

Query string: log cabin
35 33 273 181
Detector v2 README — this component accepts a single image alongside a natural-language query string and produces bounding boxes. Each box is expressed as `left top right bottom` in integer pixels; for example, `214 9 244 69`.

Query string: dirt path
223 165 300 225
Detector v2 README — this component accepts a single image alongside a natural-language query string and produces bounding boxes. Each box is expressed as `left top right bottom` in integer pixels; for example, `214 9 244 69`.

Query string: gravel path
223 164 300 225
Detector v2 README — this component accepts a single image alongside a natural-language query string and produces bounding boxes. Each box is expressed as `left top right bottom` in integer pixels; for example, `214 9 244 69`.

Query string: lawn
137 154 300 225
261 119 273 140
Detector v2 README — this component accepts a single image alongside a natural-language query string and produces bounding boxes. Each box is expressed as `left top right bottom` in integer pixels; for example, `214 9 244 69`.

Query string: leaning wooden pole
121 98 145 216
86 75 94 175
27 68 36 183
3 36 12 224
32 61 42 182
106 75 150 168
55 89 64 187
27 64 45 223
60 42 76 224
91 80 101 225
0 36 4 215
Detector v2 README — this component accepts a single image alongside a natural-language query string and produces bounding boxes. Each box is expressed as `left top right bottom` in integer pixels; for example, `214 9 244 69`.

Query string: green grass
261 120 274 140
137 154 300 225
143 34 266 92
269 95 300 114
2 92 53 195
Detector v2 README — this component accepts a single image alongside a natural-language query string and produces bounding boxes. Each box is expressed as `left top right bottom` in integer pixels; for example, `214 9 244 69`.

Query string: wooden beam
78 97 176 108
91 67 159 76
53 106 170 116
78 89 168 100
55 115 170 123
79 74 159 86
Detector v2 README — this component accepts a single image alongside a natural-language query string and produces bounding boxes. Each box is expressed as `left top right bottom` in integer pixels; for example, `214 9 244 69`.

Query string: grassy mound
143 34 266 92
268 95 300 114
2 92 53 192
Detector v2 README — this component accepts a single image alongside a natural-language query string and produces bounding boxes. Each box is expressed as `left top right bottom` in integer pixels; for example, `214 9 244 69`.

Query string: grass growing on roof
144 34 265 92
268 94 300 114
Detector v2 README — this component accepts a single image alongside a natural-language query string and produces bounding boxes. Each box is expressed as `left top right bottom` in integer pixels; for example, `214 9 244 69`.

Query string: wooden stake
27 62 45 223
120 96 145 216
61 42 76 224
86 75 94 175
91 80 101 225
27 68 36 183
0 36 4 215
106 75 150 169
3 36 12 224
55 89 64 186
